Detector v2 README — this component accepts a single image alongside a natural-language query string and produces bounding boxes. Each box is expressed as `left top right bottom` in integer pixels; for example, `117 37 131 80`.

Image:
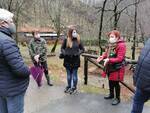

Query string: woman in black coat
60 28 84 94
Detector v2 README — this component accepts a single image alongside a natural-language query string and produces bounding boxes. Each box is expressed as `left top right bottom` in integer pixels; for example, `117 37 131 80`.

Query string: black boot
45 74 53 86
47 82 53 86
115 82 120 104
104 81 114 99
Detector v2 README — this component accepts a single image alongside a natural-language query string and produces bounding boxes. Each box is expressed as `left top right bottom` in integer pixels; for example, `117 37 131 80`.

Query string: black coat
134 38 150 92
61 38 84 68
0 27 30 97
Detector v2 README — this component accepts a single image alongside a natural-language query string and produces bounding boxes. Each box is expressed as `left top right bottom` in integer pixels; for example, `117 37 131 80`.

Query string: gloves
96 56 103 63
104 58 109 66
34 54 40 62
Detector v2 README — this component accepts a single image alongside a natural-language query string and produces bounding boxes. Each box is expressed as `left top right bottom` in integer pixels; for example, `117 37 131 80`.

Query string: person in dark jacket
60 28 84 94
0 9 30 113
28 30 53 86
131 38 150 113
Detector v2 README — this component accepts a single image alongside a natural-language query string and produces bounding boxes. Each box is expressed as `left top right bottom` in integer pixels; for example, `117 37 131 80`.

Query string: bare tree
132 0 138 60
0 0 26 44
98 0 142 30
97 0 108 55
43 0 64 53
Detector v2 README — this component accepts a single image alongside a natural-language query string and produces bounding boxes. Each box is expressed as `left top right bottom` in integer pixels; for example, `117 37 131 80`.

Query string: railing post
84 57 88 85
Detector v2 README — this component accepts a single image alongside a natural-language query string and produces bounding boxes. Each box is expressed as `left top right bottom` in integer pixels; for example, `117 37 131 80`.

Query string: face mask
109 37 117 44
8 22 16 34
72 31 78 38
35 34 40 39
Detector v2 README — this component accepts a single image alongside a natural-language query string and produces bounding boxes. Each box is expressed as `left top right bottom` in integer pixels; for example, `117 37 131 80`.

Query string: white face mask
35 33 40 39
72 30 78 38
109 34 117 44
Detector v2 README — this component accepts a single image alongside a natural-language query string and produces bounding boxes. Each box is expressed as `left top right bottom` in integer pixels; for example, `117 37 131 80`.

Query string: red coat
101 39 126 81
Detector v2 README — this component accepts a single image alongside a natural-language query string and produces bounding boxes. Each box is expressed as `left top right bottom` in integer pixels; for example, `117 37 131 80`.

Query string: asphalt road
24 78 150 113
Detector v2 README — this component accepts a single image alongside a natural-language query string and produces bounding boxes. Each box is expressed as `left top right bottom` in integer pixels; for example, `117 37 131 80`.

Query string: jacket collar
0 27 12 37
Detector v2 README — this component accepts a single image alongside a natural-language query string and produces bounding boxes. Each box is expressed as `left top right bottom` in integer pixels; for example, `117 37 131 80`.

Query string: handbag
59 52 65 59
105 51 125 73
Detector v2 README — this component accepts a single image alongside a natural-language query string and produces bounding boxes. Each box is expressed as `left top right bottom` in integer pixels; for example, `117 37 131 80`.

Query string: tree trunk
8 0 13 11
51 31 60 53
114 2 118 30
98 0 108 55
132 0 138 60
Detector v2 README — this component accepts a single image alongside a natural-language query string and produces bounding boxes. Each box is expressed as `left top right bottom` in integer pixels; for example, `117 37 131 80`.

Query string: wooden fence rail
82 53 137 94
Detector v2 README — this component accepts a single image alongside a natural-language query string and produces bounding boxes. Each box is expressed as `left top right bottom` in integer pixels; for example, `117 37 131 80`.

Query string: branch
96 8 114 13
118 0 142 14
106 0 142 24
116 0 125 6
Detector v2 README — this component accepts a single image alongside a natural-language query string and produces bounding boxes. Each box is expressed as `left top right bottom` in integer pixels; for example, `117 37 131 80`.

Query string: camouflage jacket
28 38 47 62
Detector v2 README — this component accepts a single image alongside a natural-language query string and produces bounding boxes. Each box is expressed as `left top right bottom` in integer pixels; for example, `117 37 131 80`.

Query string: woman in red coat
97 30 126 105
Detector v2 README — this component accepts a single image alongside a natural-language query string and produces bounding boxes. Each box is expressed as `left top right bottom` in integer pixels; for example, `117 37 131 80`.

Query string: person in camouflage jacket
28 31 53 86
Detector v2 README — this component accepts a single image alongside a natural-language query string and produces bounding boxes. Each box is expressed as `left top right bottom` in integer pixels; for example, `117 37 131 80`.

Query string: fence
82 53 137 94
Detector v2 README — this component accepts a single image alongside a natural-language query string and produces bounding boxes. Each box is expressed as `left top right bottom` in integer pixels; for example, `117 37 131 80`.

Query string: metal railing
82 53 137 94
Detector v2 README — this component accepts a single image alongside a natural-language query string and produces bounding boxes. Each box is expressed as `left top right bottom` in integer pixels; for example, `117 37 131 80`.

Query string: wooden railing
82 53 137 94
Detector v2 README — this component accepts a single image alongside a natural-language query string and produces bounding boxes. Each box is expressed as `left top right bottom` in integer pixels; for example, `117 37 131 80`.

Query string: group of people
0 8 149 113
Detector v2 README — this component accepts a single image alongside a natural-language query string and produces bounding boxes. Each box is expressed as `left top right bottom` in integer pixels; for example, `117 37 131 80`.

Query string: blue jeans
0 93 25 113
131 88 150 113
66 67 78 89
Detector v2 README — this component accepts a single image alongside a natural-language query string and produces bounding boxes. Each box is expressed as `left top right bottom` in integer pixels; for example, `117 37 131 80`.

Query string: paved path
24 78 150 113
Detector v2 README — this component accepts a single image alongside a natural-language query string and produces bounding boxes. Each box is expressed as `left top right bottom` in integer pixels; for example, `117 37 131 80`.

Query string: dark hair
32 30 39 36
32 32 35 36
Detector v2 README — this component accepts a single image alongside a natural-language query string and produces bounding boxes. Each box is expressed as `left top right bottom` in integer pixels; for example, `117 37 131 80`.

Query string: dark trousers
131 88 150 113
34 61 50 83
109 80 120 99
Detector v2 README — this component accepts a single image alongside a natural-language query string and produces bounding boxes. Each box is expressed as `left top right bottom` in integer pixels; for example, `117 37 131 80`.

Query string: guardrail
82 53 137 94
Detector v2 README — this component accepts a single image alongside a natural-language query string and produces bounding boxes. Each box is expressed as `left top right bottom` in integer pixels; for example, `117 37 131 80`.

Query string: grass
79 84 108 94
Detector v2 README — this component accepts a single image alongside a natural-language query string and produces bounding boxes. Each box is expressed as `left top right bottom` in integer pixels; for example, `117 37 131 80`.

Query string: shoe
112 98 120 105
48 82 53 86
70 88 77 94
64 87 71 93
104 95 114 99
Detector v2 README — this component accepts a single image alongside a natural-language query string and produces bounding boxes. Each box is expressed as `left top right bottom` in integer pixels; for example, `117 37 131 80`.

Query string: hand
96 56 103 63
104 58 109 66
34 54 40 62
